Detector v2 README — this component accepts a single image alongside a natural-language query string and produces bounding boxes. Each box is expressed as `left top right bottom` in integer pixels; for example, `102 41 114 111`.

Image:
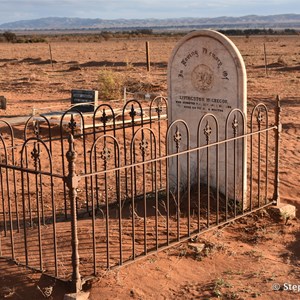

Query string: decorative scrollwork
204 120 212 143
155 105 162 115
68 114 77 133
31 142 40 168
33 120 40 138
257 108 264 125
232 115 239 136
155 98 163 114
139 138 148 156
100 109 108 125
174 126 182 150
129 105 137 119
100 147 111 162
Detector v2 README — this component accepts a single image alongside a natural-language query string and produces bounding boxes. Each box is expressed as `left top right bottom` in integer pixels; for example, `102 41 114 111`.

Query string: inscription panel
71 89 98 112
169 30 246 138
171 40 240 118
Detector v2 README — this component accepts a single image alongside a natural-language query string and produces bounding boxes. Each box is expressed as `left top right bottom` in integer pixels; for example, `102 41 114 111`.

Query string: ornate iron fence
0 96 281 293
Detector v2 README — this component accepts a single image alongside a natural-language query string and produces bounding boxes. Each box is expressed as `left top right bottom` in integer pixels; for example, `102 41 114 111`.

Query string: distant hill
0 14 299 31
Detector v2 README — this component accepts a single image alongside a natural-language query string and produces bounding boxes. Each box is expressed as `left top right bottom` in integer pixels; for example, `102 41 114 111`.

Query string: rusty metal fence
0 96 281 293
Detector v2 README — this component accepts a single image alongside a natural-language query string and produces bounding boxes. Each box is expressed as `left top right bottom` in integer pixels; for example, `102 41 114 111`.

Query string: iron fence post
273 95 281 205
66 134 82 293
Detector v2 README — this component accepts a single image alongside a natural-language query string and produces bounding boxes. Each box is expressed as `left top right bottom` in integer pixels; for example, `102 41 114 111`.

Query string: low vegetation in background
0 31 47 43
0 28 298 43
219 28 298 36
2 31 17 42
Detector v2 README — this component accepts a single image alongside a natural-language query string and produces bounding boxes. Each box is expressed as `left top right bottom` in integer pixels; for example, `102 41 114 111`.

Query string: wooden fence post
49 43 54 69
264 43 268 77
146 41 150 72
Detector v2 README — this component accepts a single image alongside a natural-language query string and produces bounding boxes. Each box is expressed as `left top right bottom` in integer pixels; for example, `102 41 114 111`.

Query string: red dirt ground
0 34 299 299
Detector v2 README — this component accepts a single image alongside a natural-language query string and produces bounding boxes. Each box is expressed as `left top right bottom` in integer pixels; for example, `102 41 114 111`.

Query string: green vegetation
0 27 298 44
3 31 17 42
98 69 124 101
219 28 298 36
1 31 46 43
16 37 47 43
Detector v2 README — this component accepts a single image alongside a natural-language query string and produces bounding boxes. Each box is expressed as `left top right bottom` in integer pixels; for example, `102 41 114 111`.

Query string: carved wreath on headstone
191 64 214 92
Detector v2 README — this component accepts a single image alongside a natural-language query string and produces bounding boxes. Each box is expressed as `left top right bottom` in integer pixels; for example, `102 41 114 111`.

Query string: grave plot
0 31 282 294
0 96 279 285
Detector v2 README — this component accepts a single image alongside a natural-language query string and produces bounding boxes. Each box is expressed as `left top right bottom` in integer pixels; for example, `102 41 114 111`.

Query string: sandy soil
0 34 299 299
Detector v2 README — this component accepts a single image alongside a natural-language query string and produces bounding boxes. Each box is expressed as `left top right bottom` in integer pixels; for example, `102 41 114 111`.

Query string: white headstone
168 30 247 203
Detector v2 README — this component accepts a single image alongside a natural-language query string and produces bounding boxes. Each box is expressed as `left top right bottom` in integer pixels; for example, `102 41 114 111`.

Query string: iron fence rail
0 96 281 294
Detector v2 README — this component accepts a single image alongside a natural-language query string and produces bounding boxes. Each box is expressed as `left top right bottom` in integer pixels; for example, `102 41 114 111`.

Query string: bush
3 31 17 43
98 69 124 100
101 32 113 41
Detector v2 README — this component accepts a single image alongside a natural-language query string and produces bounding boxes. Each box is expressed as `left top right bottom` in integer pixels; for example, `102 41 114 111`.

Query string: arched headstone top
168 30 246 74
168 29 247 122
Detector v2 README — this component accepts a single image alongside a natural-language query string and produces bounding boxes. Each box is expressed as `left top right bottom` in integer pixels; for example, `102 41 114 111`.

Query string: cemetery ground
0 34 299 299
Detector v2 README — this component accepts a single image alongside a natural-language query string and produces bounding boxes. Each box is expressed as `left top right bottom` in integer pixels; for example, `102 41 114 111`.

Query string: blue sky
0 0 299 24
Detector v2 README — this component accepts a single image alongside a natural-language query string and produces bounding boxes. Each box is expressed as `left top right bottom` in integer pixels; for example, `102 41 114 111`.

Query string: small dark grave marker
71 89 98 112
0 96 7 110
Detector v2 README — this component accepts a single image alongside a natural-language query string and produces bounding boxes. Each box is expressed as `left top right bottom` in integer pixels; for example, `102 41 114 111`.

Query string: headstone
168 30 247 202
71 89 98 112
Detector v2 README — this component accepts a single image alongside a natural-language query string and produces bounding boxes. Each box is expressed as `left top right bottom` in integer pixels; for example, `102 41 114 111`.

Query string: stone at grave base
268 204 296 221
188 243 205 253
64 291 90 300
36 273 70 299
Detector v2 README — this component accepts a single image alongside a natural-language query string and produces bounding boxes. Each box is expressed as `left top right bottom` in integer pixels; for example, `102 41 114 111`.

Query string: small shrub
277 55 288 66
101 32 112 41
98 69 124 100
3 31 17 43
